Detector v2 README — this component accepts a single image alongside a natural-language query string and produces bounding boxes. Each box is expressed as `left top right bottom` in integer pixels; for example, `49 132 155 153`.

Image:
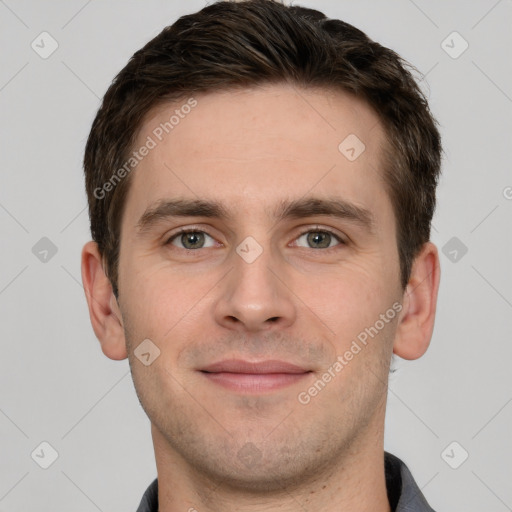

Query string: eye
167 230 217 250
294 229 344 250
165 227 345 251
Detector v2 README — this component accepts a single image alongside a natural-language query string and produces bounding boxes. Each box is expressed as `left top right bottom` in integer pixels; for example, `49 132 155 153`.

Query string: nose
213 247 297 333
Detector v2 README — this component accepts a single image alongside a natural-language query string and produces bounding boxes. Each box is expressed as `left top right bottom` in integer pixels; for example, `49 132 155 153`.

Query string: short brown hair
84 0 441 298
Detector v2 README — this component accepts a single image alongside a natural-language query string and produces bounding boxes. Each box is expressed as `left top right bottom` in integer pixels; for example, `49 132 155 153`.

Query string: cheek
304 261 398 360
121 258 200 331
311 259 390 316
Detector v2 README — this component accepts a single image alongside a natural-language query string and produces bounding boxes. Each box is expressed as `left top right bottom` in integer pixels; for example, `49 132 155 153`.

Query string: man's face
116 84 403 488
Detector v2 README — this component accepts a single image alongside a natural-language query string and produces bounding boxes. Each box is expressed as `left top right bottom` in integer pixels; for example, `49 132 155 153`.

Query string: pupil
308 232 330 248
183 232 203 249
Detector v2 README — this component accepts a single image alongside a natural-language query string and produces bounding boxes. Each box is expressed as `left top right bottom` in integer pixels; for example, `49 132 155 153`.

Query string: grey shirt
136 451 436 511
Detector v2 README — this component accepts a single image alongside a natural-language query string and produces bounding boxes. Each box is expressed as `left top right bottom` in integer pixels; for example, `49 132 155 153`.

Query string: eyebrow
135 196 375 235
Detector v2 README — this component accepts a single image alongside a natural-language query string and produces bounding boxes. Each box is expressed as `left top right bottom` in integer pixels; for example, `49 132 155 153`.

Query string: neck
152 403 391 512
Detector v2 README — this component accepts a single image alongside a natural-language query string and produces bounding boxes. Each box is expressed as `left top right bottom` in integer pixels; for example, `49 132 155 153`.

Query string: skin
82 83 440 511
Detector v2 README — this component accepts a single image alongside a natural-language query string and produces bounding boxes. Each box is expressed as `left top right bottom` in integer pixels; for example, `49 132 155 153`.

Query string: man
81 1 441 510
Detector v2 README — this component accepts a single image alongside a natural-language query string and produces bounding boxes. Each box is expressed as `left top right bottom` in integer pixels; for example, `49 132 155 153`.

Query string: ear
81 241 127 360
393 242 441 360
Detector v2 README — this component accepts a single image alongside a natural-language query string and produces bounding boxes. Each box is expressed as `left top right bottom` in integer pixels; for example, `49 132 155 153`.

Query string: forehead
141 84 382 161
122 84 391 231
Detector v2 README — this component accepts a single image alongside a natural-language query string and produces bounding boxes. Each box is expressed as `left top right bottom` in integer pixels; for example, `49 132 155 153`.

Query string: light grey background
1 0 511 510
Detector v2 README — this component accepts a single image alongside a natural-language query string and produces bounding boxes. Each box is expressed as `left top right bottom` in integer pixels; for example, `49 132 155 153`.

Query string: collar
136 451 436 512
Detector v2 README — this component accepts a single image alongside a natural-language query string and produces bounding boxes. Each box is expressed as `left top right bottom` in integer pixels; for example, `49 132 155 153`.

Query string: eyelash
165 226 346 251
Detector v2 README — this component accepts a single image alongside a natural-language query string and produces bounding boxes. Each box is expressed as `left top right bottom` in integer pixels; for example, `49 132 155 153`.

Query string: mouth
199 359 313 393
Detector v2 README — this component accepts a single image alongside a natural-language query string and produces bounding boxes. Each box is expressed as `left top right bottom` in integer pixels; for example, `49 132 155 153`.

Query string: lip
199 359 312 393
200 359 309 374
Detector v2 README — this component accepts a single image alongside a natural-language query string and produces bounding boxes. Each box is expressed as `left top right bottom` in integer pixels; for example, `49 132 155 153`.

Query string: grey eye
170 231 216 249
295 231 341 249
